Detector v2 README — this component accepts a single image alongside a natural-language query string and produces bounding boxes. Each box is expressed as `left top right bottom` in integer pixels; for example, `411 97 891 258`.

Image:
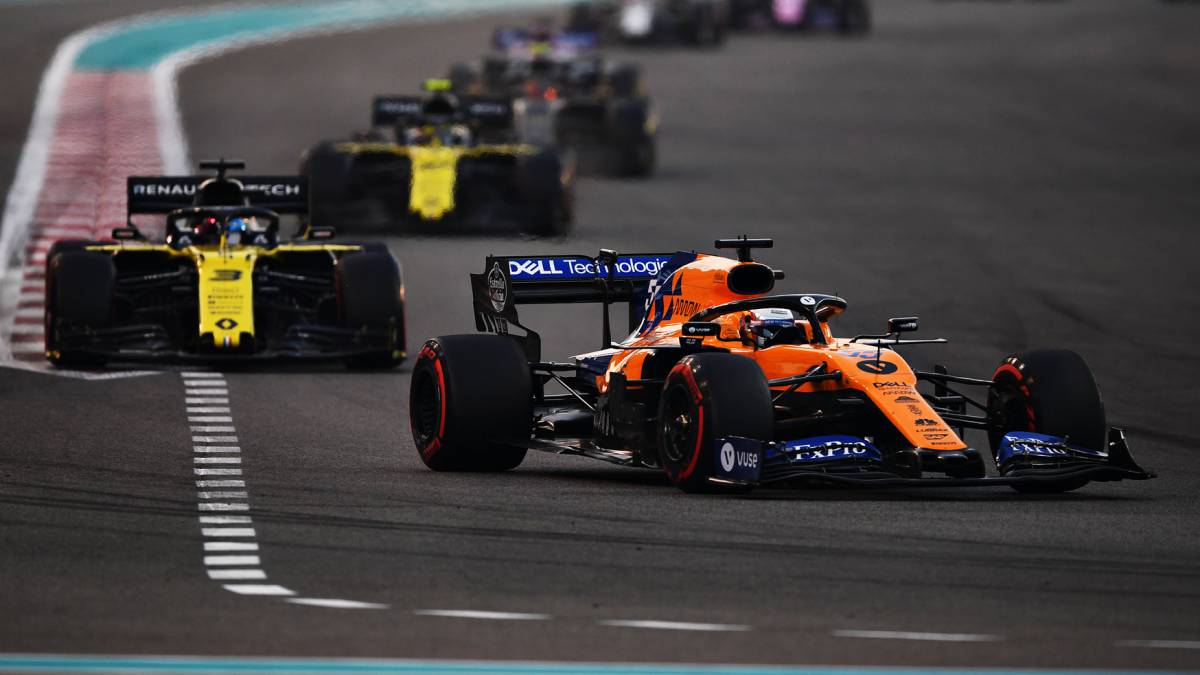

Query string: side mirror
597 248 618 266
888 317 919 334
111 227 142 240
308 226 336 240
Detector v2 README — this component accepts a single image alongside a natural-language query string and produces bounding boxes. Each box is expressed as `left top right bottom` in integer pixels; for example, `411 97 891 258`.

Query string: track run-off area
1 0 1199 672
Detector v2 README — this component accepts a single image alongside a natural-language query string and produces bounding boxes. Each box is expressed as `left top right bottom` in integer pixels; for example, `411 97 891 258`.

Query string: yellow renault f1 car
43 160 405 368
408 238 1152 494
302 81 574 235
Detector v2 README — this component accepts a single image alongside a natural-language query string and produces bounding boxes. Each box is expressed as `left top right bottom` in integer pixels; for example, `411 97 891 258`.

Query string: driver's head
739 308 813 347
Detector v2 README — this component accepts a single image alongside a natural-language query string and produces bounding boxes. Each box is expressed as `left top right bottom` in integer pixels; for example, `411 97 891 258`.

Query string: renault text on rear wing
127 176 308 215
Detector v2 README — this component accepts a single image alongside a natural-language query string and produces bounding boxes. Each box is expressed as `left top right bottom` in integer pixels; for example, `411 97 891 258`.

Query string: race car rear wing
126 175 308 219
372 96 514 131
470 253 676 360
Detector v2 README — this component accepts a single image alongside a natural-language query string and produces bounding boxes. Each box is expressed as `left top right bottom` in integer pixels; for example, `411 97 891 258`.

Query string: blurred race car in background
408 237 1153 494
730 0 870 33
447 21 658 176
44 160 405 368
301 82 574 235
567 0 730 47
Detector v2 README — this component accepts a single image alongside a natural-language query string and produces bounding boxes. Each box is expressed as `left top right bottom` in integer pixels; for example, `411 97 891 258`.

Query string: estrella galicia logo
210 269 242 282
857 360 898 375
487 262 508 313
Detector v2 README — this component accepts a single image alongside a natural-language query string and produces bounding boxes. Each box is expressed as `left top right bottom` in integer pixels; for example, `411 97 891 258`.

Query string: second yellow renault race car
44 160 406 368
302 82 574 235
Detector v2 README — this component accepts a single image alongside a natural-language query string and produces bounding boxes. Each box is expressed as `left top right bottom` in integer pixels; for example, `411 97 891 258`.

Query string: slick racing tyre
657 353 773 493
610 99 656 177
519 150 572 236
337 251 405 368
688 3 726 46
839 0 871 35
448 62 480 94
45 247 114 368
302 141 353 231
410 335 531 472
988 349 1106 494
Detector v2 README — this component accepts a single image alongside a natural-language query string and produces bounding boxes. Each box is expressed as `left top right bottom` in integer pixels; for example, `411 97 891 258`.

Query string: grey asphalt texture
1 0 1199 670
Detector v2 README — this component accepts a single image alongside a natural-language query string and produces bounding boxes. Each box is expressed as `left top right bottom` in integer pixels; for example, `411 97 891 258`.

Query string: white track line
221 584 295 596
599 620 750 632
203 541 257 552
288 599 389 610
200 528 256 537
831 630 1003 642
414 610 551 621
208 569 267 581
1117 639 1200 650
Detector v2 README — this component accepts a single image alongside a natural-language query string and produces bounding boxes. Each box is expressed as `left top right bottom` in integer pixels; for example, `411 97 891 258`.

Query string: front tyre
409 335 531 472
337 251 405 368
657 353 773 493
988 349 1106 494
46 247 113 368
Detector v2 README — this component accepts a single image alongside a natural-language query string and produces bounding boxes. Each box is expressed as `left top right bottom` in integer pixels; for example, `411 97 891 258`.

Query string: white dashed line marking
203 542 258 552
599 620 751 632
222 584 295 596
196 480 245 488
179 371 381 609
198 491 249 500
207 569 267 581
199 515 251 524
198 502 249 511
288 599 389 610
414 610 551 621
204 555 261 567
1117 640 1200 650
194 468 242 476
201 528 256 538
831 630 1003 642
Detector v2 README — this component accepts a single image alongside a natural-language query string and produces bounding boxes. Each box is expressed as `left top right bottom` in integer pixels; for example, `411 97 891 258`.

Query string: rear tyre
409 335 530 471
46 248 114 368
302 141 353 231
657 353 773 493
988 349 1105 494
448 62 480 94
610 99 656 177
688 4 725 46
839 0 871 35
337 251 405 368
520 150 572 236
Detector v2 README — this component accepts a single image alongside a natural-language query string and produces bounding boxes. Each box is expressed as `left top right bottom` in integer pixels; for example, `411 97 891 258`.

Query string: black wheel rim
660 384 699 464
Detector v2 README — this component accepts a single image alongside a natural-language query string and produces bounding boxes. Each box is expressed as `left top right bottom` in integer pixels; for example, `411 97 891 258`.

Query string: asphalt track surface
2 0 1200 671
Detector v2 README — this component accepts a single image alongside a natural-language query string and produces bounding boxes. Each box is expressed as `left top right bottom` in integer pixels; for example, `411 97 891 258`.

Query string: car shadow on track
514 466 1145 502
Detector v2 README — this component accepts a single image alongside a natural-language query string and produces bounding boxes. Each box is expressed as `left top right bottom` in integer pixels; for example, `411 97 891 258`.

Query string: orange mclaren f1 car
408 238 1152 494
